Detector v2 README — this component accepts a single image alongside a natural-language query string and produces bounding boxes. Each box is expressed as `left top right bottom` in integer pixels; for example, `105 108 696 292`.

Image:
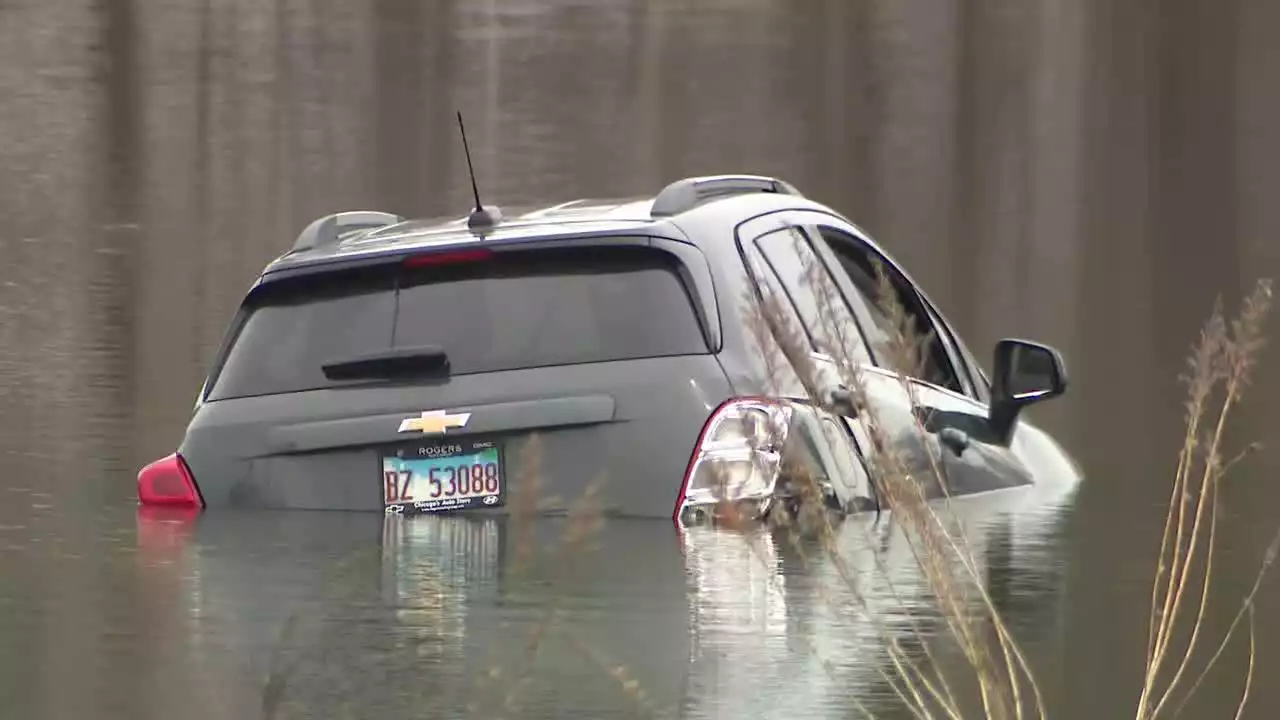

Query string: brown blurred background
1 0 1278 717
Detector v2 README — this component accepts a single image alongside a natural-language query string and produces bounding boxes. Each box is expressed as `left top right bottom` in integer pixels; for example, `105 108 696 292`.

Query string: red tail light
674 397 794 526
402 248 494 268
137 453 204 509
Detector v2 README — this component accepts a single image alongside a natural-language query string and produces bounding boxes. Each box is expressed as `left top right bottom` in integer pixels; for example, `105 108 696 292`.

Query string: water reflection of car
135 173 1080 526
677 478 1078 718
133 474 1076 717
141 511 696 718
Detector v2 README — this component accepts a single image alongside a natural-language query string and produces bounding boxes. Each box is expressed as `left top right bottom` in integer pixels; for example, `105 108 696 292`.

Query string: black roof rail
290 211 405 253
649 174 803 217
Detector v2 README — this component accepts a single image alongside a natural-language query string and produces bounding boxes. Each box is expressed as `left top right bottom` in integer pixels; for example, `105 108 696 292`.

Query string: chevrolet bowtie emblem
398 410 472 435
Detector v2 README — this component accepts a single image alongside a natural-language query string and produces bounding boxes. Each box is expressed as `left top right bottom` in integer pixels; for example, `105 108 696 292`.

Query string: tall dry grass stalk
1136 279 1276 720
728 234 1276 719
725 243 1044 720
470 435 667 718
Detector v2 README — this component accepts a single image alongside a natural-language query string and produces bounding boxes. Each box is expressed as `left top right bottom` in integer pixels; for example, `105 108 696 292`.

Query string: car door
734 213 880 513
777 211 1034 499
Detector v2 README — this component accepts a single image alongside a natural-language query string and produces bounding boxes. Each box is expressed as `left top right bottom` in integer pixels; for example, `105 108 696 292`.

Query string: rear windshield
206 246 710 400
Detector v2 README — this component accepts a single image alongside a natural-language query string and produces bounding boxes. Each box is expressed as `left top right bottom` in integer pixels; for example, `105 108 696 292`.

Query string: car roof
263 174 846 274
272 197 666 268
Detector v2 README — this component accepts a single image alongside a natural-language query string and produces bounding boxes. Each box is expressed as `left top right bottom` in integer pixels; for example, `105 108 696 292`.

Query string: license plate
380 438 504 515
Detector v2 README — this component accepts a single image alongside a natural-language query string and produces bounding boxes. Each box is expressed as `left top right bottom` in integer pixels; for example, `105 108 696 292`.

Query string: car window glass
743 244 807 343
922 301 986 402
740 242 812 397
752 228 872 370
208 246 710 400
816 228 965 395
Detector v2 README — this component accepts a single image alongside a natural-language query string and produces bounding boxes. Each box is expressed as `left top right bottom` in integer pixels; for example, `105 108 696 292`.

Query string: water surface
3 0 1280 717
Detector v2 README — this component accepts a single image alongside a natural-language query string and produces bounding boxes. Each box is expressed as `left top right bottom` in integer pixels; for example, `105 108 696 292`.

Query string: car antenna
457 111 502 232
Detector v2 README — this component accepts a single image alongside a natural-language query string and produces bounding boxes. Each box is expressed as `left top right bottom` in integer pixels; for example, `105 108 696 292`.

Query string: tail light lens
402 248 494 268
675 398 793 526
137 453 205 509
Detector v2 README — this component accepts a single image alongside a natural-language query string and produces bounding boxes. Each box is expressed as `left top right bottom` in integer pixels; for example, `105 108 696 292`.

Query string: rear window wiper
321 345 450 381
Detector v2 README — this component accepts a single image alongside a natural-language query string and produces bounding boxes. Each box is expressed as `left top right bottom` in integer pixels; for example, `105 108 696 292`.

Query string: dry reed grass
1136 279 1277 720
722 245 1046 720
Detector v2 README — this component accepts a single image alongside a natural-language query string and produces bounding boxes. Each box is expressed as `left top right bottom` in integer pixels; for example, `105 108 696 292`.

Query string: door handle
937 427 970 457
826 384 863 416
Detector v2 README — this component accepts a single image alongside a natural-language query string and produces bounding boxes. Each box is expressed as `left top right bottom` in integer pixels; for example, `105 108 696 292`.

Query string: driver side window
816 227 967 396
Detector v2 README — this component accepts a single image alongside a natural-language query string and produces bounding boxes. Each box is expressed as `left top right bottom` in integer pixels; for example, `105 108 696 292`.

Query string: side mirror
987 338 1068 444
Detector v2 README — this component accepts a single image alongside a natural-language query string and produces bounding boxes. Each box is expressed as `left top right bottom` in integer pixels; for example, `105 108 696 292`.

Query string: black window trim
918 293 989 403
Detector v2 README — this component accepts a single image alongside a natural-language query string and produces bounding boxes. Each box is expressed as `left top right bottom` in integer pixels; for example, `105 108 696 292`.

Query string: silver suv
136 175 1078 526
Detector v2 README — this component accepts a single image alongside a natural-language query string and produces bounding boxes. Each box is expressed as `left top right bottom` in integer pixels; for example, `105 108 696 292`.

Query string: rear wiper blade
321 345 450 381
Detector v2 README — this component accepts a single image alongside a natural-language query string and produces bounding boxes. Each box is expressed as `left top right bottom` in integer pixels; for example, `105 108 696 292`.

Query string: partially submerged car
136 174 1079 525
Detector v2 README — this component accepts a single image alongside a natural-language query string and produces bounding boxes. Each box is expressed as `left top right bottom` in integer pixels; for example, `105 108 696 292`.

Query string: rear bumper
181 447 682 520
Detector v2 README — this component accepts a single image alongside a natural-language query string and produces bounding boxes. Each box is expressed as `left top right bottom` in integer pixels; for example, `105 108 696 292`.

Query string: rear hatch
181 238 733 519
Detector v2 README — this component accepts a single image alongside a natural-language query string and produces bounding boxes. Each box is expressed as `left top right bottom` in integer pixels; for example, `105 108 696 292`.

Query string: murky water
3 0 1280 717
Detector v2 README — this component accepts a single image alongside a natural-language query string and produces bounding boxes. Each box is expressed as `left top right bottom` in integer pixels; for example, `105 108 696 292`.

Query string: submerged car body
137 174 1080 525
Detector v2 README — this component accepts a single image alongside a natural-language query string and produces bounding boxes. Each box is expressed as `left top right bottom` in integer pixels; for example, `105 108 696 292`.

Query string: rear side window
751 228 872 367
207 246 710 400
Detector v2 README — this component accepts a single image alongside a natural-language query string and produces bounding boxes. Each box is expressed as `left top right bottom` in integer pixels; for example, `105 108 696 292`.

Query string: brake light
402 248 494 268
137 453 204 509
674 397 793 526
